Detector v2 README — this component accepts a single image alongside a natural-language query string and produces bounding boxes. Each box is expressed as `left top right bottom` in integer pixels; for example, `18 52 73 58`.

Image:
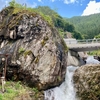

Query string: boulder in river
73 64 100 100
0 7 68 90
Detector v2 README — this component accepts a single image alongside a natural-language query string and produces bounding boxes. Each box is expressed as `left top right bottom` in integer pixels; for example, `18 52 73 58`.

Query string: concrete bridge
64 38 100 52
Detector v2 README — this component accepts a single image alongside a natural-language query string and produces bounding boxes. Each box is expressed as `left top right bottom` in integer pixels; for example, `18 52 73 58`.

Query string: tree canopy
67 14 100 39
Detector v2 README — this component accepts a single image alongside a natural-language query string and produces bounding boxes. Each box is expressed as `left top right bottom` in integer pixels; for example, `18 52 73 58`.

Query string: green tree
65 23 75 32
73 31 83 39
67 13 100 39
95 34 100 38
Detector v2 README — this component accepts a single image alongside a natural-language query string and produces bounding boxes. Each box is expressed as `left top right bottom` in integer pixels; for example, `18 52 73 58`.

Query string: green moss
39 12 53 26
10 4 52 26
32 87 39 93
57 76 61 81
41 36 49 47
32 88 42 100
34 56 39 64
12 7 23 15
8 13 23 29
41 39 46 47
24 50 32 57
0 4 53 33
61 39 68 52
77 83 100 100
18 47 25 54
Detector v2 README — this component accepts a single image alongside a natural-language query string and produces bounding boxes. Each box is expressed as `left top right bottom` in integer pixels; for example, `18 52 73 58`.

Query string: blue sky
0 0 100 18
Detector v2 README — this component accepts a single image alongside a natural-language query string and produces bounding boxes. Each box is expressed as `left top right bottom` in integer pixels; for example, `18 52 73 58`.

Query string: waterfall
44 66 78 100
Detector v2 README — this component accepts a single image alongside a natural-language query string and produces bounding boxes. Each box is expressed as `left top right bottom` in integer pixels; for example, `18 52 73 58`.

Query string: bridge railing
64 38 100 44
77 38 100 44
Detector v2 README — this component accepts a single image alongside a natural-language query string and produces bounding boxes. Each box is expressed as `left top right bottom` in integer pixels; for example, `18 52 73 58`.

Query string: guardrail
64 38 100 44
77 38 100 44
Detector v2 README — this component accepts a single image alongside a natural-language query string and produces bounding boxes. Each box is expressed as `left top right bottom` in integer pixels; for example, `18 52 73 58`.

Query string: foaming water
44 66 78 100
86 56 100 64
44 56 100 100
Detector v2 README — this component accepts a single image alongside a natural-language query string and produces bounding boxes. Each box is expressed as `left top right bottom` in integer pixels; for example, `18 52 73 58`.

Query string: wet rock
0 7 68 90
73 64 100 100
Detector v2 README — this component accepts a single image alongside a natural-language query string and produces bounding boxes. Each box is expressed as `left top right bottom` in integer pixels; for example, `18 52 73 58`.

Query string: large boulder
73 64 100 100
0 7 68 90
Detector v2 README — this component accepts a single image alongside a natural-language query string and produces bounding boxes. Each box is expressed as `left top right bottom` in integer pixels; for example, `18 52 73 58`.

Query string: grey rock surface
73 64 100 100
0 7 68 90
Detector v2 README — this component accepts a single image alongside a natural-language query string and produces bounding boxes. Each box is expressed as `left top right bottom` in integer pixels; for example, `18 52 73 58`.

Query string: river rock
0 7 68 90
73 64 100 100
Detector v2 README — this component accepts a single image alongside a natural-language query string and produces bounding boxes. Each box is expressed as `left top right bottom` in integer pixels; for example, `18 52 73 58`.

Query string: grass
0 81 42 100
88 50 100 55
8 3 53 27
0 81 25 100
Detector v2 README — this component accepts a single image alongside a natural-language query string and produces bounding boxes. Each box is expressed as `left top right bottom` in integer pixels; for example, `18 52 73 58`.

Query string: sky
0 0 100 18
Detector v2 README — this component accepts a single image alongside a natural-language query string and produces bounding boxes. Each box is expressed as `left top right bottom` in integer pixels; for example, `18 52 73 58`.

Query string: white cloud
64 0 77 4
82 1 100 16
38 0 42 2
51 0 55 2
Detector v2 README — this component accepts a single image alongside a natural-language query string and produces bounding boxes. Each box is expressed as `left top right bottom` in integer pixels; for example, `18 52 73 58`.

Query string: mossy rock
34 56 39 64
18 47 25 54
24 50 32 57
74 64 100 100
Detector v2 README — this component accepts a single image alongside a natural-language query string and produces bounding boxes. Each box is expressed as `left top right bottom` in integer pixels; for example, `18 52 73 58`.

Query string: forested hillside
67 14 100 39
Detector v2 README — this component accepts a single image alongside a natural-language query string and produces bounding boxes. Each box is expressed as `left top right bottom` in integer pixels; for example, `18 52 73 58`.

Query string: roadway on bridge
67 43 100 52
64 38 100 52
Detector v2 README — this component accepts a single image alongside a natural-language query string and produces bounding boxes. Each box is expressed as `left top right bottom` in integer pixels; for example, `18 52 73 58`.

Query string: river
44 56 100 100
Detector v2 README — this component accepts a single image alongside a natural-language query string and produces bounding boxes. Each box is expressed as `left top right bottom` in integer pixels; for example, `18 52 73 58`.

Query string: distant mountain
67 13 100 39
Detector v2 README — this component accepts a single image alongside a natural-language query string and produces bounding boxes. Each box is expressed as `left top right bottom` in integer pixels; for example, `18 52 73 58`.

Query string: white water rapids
44 56 100 100
44 66 78 100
